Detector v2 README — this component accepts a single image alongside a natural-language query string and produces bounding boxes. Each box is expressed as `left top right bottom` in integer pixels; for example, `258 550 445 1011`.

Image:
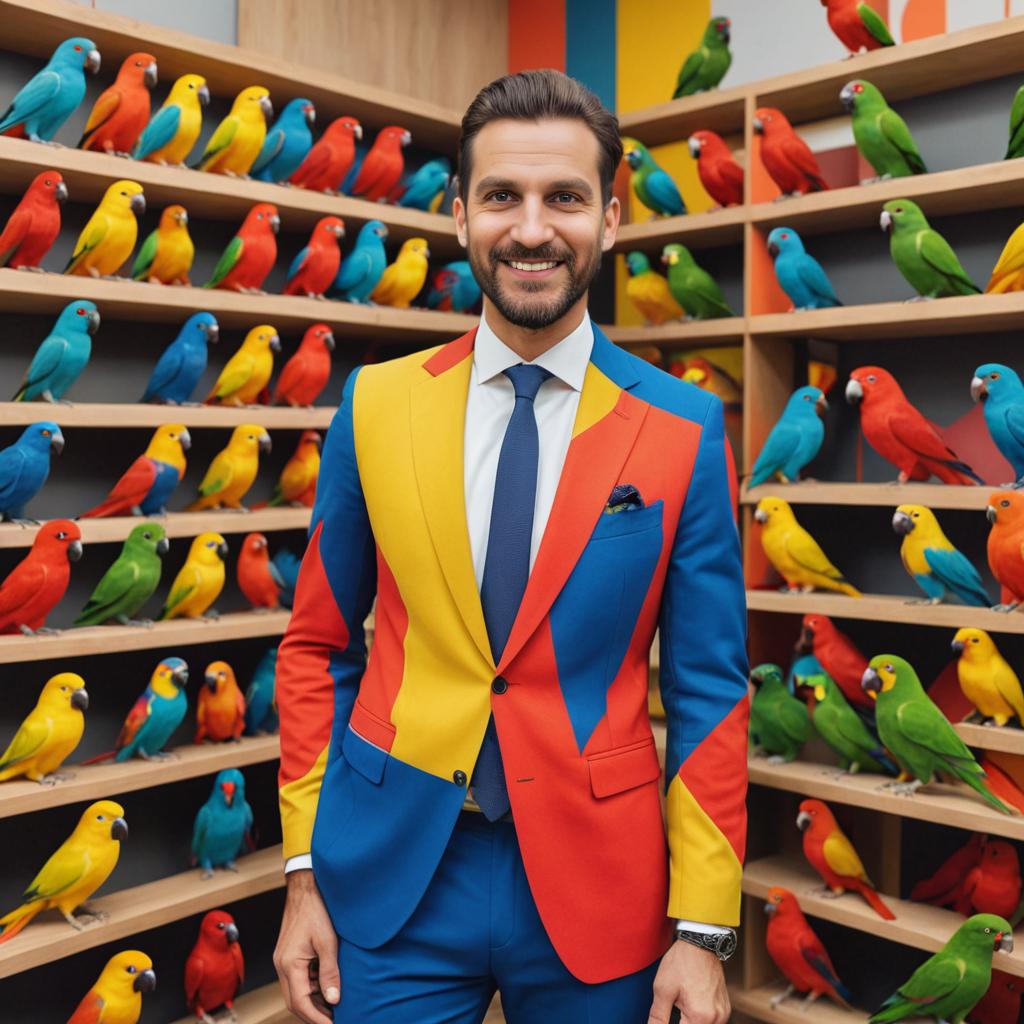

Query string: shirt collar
473 309 593 393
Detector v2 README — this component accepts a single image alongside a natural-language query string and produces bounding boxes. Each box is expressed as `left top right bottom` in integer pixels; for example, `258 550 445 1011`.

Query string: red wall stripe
508 0 566 73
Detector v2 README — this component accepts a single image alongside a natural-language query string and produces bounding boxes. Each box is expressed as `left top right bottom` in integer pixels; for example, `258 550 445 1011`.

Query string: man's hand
647 939 731 1024
274 869 341 1024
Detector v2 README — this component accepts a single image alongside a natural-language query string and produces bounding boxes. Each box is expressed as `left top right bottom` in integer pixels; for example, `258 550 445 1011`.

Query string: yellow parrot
625 251 684 325
952 627 1024 727
134 72 209 166
144 422 188 480
0 799 127 944
67 950 155 1024
131 204 194 285
187 426 271 511
194 85 273 176
158 532 229 620
370 237 430 307
986 221 1024 294
754 496 862 597
0 672 89 784
64 180 146 278
205 324 281 406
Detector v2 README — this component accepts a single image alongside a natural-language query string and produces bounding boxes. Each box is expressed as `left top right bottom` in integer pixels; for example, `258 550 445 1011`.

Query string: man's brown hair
457 68 623 207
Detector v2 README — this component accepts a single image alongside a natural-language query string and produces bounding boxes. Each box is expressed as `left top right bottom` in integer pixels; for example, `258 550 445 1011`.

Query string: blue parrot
191 768 254 878
749 386 827 487
113 657 189 761
334 219 388 303
14 300 99 403
766 227 843 310
244 646 278 735
0 37 100 142
973 363 1024 484
251 98 315 183
0 421 64 522
141 312 219 405
271 549 301 609
426 260 481 314
396 157 451 210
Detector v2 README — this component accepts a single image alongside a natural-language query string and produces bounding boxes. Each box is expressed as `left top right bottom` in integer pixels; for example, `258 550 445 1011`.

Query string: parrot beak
423 245 431 260
752 118 764 135
687 137 701 159
796 811 811 832
839 84 856 113
172 663 189 687
795 625 814 653
998 931 1014 953
204 671 218 691
144 62 158 88
71 687 89 711
354 124 364 140
54 181 68 204
304 105 316 127
225 922 240 943
880 209 893 234
753 508 768 523
179 428 192 451
130 192 146 216
845 378 863 405
50 431 64 456
951 638 966 654
133 968 156 993
177 209 189 226
67 539 83 562
155 537 169 556
987 504 998 524
216 542 229 561
269 333 281 353
767 241 779 258
323 331 335 352
86 310 100 335
258 432 272 454
259 95 274 122
763 901 777 917
401 130 412 147
269 214 281 234
971 375 987 403
861 666 881 696
85 49 101 75
221 780 236 805
198 83 210 106
202 321 219 344
892 510 914 535
815 394 829 416
110 816 128 841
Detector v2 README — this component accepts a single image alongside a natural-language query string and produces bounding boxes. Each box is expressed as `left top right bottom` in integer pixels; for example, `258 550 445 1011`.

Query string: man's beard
466 233 603 330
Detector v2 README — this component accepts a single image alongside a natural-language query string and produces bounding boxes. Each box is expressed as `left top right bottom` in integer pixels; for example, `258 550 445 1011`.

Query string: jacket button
492 677 508 694
453 769 467 787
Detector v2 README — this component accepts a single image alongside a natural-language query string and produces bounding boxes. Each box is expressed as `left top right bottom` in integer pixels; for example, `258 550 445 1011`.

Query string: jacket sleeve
277 366 378 861
658 394 749 926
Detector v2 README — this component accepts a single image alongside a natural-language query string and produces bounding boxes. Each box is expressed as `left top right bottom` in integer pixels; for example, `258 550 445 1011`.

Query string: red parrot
911 832 985 903
764 886 852 1010
289 115 362 192
688 130 744 208
823 0 895 55
185 909 244 1021
797 614 873 710
205 202 279 293
283 216 345 297
195 661 246 743
969 969 1022 1024
753 107 828 196
0 169 66 269
987 490 1024 606
78 52 158 155
847 366 983 485
0 519 81 634
797 799 896 920
349 124 411 202
271 323 334 406
237 532 281 611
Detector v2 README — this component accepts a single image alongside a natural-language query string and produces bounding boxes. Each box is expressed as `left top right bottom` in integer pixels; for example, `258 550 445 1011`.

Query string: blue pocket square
604 483 644 514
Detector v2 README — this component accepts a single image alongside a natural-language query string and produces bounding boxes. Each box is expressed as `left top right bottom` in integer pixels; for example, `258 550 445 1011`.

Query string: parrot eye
188 82 194 89
218 921 225 929
74 44 82 51
76 307 85 315
972 637 979 643
985 927 992 934
41 428 51 437
44 179 51 186
912 511 919 517
780 233 789 240
854 83 864 93
96 814 105 821
894 207 903 213
56 531 67 540
884 663 894 672
1003 499 1011 508
867 374 876 382
127 965 137 973
992 372 1001 379
143 532 151 540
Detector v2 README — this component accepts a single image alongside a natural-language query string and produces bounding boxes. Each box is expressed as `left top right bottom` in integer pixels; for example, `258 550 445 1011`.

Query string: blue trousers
335 810 661 1023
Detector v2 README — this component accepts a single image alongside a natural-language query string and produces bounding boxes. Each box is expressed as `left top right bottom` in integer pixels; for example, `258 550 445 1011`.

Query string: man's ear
601 195 621 253
452 177 468 248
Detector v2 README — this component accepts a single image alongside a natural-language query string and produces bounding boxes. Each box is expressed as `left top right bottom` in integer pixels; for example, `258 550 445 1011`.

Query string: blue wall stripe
565 0 617 111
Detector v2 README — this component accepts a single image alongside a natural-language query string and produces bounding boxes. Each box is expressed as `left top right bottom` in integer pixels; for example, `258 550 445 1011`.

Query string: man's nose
509 196 556 249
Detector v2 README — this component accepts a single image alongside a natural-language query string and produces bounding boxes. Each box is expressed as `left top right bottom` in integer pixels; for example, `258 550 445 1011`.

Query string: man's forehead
469 118 601 187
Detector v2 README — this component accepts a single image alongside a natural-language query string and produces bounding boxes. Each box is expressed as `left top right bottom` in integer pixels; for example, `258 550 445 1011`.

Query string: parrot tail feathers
870 747 901 777
79 749 116 766
855 881 896 920
0 902 42 944
955 765 1015 815
839 581 863 598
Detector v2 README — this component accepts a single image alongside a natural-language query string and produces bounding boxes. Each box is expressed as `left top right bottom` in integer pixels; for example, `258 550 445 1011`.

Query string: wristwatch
673 927 738 962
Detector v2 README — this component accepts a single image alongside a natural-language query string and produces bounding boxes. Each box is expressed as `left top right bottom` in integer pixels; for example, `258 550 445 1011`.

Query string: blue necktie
471 363 552 821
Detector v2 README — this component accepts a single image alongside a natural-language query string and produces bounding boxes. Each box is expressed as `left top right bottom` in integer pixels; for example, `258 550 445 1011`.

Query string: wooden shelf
744 855 1024 978
170 981 297 1024
741 481 996 511
730 982 869 1024
748 755 1024 841
0 136 460 255
0 735 279 820
604 318 745 348
0 610 290 665
955 721 1024 756
0 0 461 152
0 402 335 430
618 87 748 148
0 508 310 550
614 206 746 252
0 844 283 979
746 590 1024 635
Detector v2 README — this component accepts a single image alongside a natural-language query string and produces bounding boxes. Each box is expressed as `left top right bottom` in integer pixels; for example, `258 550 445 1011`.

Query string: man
274 69 748 1024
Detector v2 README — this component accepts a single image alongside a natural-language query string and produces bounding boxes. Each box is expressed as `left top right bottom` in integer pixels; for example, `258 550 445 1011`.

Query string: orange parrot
78 52 158 156
271 323 334 407
195 661 245 743
267 430 321 508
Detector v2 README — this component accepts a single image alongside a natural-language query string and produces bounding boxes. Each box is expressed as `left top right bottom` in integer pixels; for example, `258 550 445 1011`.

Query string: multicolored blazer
277 324 749 984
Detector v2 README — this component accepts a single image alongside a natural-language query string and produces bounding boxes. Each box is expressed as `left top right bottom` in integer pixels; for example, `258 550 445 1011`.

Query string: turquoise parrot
191 768 254 878
0 169 67 269
185 910 244 1021
881 199 981 298
67 950 155 1024
766 227 842 310
14 299 99 403
672 17 732 98
624 141 686 217
1006 84 1024 161
862 655 1014 814
133 73 209 165
370 237 430 307
0 37 100 142
625 251 684 325
187 424 271 511
426 260 481 314
204 202 279 293
892 504 991 607
749 386 827 487
73 522 169 627
870 914 1013 1023
348 124 411 202
0 421 64 522
289 115 361 192
0 672 88 784
64 180 146 278
661 243 733 319
334 219 388 303
824 0 895 55
196 661 246 744
193 85 273 176
841 79 926 180
0 799 127 943
396 156 451 210
244 646 278 735
158 532 228 621
78 51 157 156
251 96 315 183
131 204 193 285
952 628 1024 727
972 364 1024 481
748 663 811 763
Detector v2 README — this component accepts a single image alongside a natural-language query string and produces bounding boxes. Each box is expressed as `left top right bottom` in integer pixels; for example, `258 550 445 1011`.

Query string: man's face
453 117 620 331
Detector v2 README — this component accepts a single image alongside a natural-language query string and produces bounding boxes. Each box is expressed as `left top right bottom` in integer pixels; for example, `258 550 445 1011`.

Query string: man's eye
488 191 513 202
553 193 579 204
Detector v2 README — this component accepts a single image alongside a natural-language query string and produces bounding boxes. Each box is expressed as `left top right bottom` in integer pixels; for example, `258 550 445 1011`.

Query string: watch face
716 931 737 959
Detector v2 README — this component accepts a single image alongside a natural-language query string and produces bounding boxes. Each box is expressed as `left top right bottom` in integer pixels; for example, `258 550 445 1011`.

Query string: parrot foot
224 860 240 872
40 138 65 148
117 616 155 628
992 603 1020 613
818 887 845 899
766 755 787 765
890 780 924 797
15 264 48 273
198 1012 217 1024
8 516 41 527
769 984 795 1009
771 193 795 203
904 295 935 303
129 505 143 516
200 867 215 880
799 991 822 1012
22 624 60 636
202 608 221 620
40 770 74 785
86 267 102 278
904 597 940 605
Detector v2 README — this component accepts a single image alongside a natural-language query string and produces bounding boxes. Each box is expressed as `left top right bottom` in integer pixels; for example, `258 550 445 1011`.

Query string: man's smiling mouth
503 259 562 272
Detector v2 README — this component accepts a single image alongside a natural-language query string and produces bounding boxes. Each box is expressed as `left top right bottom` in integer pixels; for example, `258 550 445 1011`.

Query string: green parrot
1005 84 1024 160
796 672 897 776
862 654 1013 814
672 17 732 99
749 663 811 763
73 522 169 627
661 243 734 320
869 913 1013 1023
880 199 981 298
840 79 926 180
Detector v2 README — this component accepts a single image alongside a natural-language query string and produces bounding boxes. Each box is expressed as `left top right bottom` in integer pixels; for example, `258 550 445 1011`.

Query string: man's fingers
284 961 335 1024
646 986 677 1024
314 946 342 1006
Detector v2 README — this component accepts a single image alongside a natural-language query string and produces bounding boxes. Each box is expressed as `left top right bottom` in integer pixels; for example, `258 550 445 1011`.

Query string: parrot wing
197 115 239 168
777 693 810 745
251 127 285 175
799 934 846 995
67 990 105 1024
888 953 966 1007
131 228 160 280
0 714 50 772
208 354 254 403
0 205 32 266
142 344 186 402
878 108 926 174
822 831 869 882
286 244 311 283
0 71 61 130
267 558 287 589
64 213 110 274
80 87 122 141
84 455 157 517
231 937 245 982
858 2 895 45
673 48 705 98
785 528 847 583
1002 404 1024 451
922 547 990 606
0 446 29 504
191 803 211 856
115 692 152 752
16 336 68 398
196 449 236 497
886 405 969 467
896 698 977 765
0 560 47 619
292 143 333 185
1008 90 1024 159
643 169 684 215
161 564 200 619
134 104 180 160
204 235 243 289
781 134 826 188
22 842 89 904
796 257 841 306
74 556 140 625
918 229 981 294
184 950 205 1003
336 247 374 293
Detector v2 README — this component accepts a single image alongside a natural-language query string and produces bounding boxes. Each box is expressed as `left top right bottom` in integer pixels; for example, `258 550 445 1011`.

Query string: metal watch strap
673 928 737 962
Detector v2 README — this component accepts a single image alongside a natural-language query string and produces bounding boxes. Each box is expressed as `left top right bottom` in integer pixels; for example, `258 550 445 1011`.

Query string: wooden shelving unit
604 316 745 348
170 982 297 1024
742 481 996 511
729 983 869 1024
613 206 746 251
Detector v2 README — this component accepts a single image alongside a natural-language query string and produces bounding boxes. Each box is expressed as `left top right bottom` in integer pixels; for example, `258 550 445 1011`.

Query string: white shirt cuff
675 918 731 935
285 854 313 873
